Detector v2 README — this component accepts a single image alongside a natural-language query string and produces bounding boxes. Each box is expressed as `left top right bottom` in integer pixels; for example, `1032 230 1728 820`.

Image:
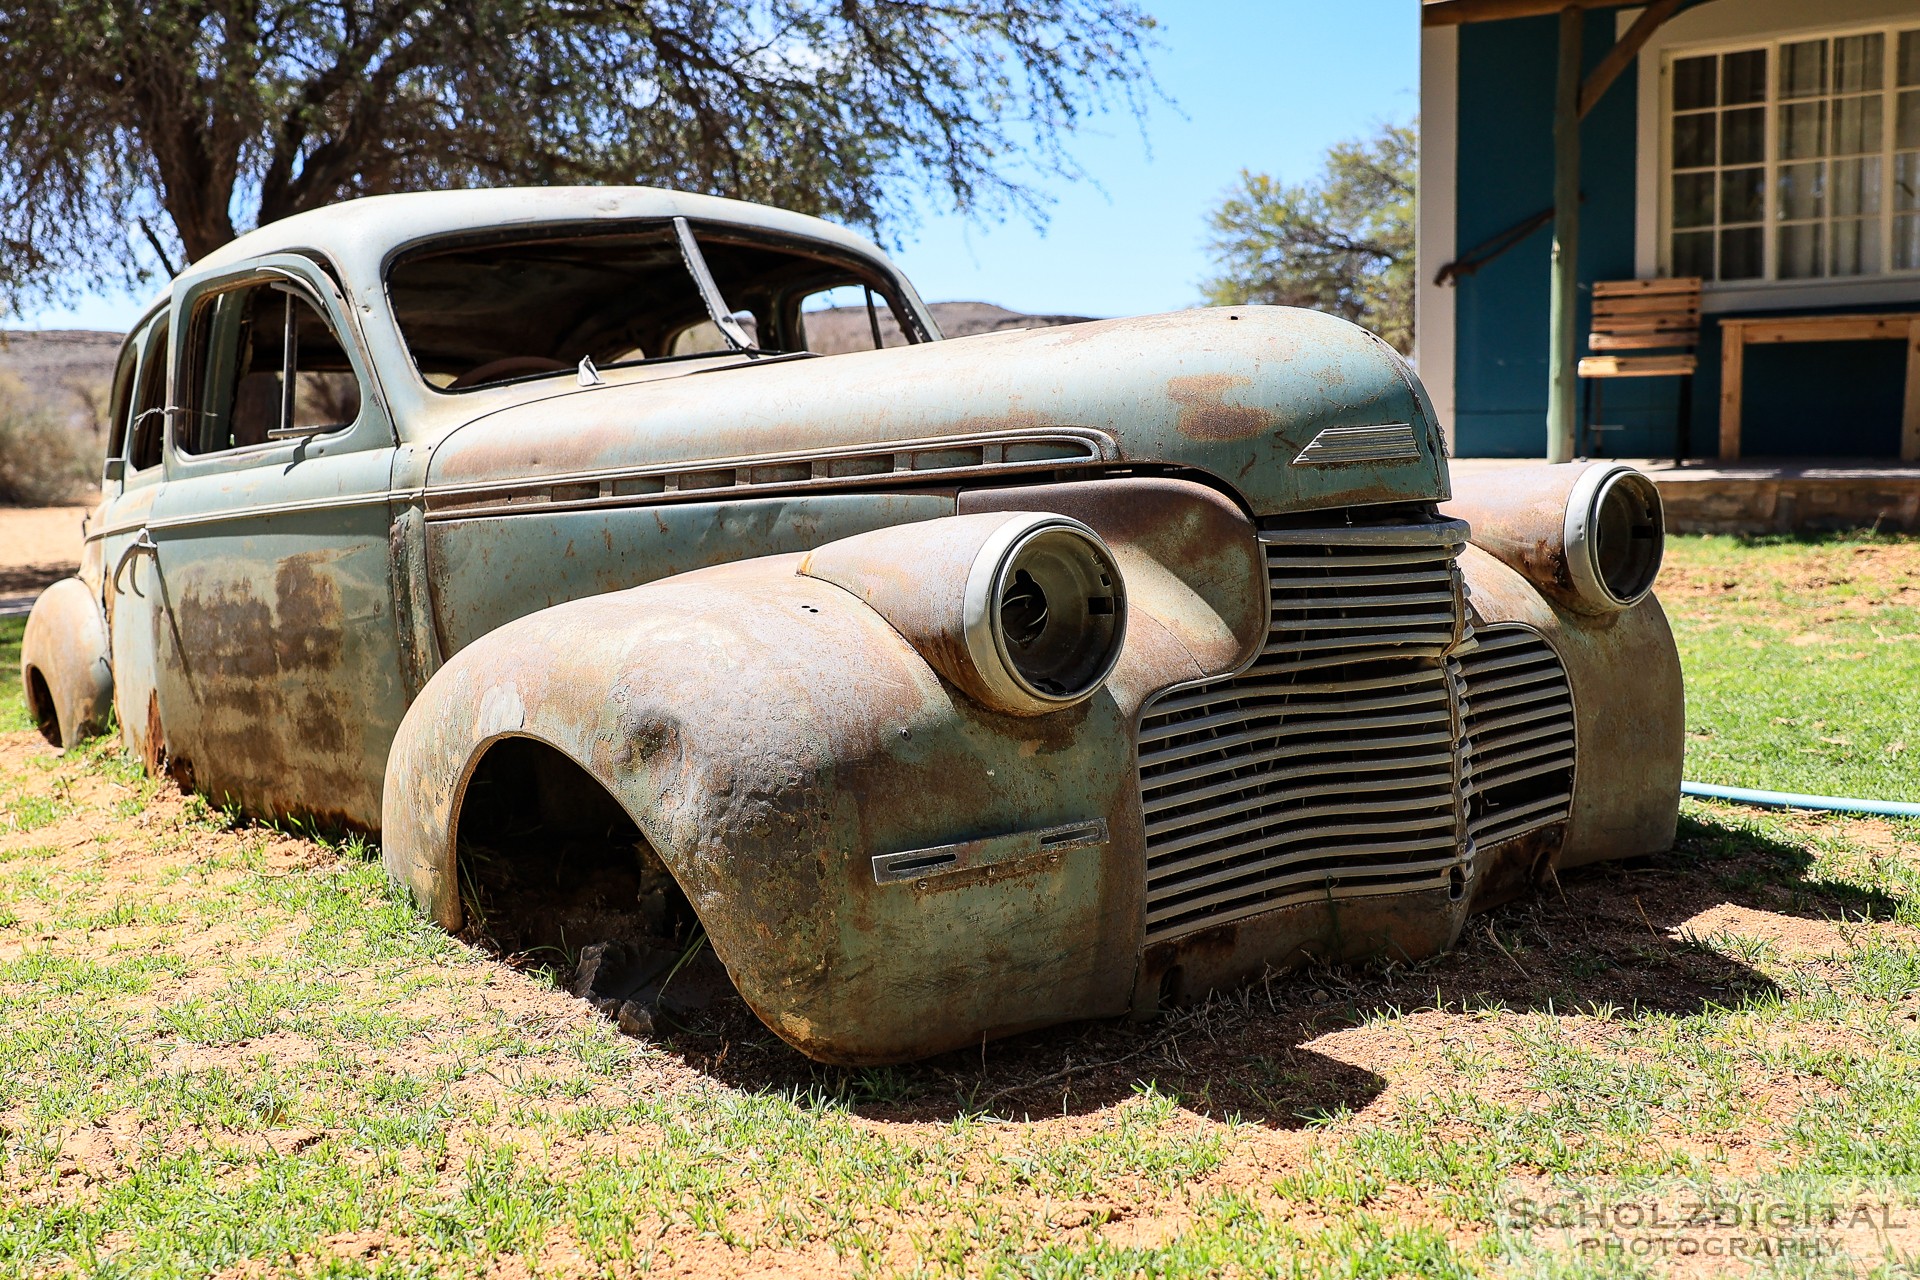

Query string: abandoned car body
22 188 1682 1064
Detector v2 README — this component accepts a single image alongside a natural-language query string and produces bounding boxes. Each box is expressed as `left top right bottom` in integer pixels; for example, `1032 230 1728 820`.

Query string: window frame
164 253 389 477
102 333 139 479
126 312 172 476
381 218 933 395
1656 15 1920 291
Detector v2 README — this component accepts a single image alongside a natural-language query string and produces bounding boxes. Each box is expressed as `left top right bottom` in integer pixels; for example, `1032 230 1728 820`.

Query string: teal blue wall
1449 13 1913 458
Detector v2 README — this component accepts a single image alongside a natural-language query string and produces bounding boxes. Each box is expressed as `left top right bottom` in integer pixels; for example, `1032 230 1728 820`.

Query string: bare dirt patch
0 502 92 596
1658 540 1920 622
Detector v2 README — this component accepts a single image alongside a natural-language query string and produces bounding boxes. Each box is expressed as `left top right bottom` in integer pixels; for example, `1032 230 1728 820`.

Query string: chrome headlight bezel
1563 463 1664 612
959 514 1127 715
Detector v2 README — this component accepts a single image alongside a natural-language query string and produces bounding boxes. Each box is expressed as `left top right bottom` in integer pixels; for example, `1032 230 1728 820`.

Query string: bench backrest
1587 277 1701 353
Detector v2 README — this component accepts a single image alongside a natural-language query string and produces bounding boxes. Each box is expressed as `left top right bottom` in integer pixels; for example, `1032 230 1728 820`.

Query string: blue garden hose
1682 781 1920 819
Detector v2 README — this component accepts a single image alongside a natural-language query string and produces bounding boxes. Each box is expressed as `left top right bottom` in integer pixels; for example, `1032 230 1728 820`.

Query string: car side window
128 315 170 472
180 281 363 455
104 338 138 466
794 284 913 353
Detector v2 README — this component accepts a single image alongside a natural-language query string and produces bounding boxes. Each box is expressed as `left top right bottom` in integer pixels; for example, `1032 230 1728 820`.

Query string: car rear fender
20 578 115 748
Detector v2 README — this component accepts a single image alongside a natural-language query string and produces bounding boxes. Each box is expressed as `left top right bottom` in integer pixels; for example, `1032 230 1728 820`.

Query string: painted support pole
1546 6 1582 464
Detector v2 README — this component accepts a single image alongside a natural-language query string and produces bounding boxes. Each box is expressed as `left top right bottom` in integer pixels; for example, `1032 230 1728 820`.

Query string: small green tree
1200 120 1415 353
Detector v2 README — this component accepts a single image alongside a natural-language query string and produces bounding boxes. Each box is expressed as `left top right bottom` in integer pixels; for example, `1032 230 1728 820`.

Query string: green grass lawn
1663 534 1919 802
0 616 27 734
0 539 1915 1278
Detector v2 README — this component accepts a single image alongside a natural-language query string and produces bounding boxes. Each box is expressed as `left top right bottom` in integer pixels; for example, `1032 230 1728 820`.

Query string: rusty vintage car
22 187 1681 1064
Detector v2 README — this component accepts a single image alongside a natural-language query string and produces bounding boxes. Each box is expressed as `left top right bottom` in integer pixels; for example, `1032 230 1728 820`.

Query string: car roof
189 186 896 276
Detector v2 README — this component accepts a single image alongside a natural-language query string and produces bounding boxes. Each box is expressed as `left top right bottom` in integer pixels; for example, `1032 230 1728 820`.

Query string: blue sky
18 1 1417 332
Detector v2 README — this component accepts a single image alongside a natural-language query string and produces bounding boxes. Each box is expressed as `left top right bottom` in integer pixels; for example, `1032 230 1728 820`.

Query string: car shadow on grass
634 812 1899 1129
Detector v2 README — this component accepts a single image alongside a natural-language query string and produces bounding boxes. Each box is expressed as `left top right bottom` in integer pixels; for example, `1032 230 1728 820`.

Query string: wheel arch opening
448 733 746 1043
451 733 702 959
23 667 60 747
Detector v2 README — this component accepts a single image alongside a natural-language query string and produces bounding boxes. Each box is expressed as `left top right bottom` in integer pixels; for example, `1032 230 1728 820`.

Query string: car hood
423 305 1449 518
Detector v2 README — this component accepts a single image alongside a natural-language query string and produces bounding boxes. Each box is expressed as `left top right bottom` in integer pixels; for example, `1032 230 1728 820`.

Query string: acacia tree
0 1 1157 314
1200 120 1415 353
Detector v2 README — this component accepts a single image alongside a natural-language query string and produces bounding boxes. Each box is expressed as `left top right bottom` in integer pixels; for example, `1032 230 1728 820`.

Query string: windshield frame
382 217 936 395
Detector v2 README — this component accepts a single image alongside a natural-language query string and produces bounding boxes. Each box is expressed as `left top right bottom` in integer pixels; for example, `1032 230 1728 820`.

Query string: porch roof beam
1421 0 1629 28
1577 0 1686 116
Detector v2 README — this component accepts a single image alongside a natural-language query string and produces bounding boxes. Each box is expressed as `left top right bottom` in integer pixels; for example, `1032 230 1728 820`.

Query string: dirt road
0 502 90 614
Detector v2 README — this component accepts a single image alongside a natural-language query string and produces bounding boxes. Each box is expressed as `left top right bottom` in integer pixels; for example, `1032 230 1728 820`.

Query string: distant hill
803 301 1093 354
0 329 122 431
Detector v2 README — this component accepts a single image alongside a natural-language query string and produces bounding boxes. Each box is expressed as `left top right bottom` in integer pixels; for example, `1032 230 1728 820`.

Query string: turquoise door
142 254 403 828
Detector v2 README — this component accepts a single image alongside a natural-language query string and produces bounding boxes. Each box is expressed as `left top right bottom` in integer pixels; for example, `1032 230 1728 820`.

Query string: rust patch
1467 824 1565 915
142 690 165 774
176 587 276 681
270 555 346 671
295 694 349 755
161 549 361 822
1139 920 1242 1009
1165 374 1273 442
170 555 347 693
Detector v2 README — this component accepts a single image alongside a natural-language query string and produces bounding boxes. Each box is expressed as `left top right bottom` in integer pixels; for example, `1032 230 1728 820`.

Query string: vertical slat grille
1459 626 1575 847
1136 522 1469 945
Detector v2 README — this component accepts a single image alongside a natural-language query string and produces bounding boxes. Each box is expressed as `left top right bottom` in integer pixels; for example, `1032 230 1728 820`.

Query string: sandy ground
0 502 91 609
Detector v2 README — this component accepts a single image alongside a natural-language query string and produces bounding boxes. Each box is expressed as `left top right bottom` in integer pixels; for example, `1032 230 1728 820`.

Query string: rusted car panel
145 495 406 826
1441 462 1682 881
427 492 957 657
419 308 1446 524
385 555 1143 1063
386 485 1264 1063
23 187 1685 1064
20 578 114 746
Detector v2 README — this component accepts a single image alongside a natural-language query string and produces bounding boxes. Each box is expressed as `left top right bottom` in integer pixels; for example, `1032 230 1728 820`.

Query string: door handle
111 530 158 595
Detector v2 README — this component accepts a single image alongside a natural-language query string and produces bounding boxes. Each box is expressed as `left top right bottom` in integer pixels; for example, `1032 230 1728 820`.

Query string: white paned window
1663 23 1920 283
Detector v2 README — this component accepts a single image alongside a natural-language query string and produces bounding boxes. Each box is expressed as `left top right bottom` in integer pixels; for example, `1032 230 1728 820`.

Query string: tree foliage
1200 120 1415 353
0 1 1158 315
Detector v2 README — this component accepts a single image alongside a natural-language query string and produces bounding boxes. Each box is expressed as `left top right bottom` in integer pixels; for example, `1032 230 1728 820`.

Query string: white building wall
1415 23 1460 451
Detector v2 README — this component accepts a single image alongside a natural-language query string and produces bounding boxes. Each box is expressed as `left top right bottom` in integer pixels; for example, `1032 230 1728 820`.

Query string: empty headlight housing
1440 460 1666 616
1564 464 1664 610
800 510 1128 716
961 515 1126 713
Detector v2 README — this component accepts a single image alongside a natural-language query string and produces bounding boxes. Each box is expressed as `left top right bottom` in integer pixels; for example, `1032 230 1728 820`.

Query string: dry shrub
0 374 92 506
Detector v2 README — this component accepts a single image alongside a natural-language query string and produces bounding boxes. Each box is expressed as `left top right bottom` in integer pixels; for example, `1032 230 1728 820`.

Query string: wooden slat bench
1577 277 1700 458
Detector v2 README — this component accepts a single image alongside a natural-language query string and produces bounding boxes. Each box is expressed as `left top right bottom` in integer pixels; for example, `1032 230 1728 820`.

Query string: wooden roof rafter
1421 0 1633 28
1422 0 1697 120
1577 0 1686 116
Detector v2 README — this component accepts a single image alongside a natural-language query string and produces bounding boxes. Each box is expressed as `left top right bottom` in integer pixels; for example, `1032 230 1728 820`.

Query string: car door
103 310 174 770
141 253 402 828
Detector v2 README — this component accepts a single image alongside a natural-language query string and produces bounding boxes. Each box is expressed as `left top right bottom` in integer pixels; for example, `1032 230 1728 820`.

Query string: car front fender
1458 546 1683 874
382 490 1263 1064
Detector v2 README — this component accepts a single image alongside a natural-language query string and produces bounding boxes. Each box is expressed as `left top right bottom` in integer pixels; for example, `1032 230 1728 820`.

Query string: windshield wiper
673 217 759 357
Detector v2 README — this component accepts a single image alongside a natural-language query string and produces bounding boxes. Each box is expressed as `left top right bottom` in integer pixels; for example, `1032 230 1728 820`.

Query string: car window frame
103 336 138 473
124 310 173 482
165 252 392 479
